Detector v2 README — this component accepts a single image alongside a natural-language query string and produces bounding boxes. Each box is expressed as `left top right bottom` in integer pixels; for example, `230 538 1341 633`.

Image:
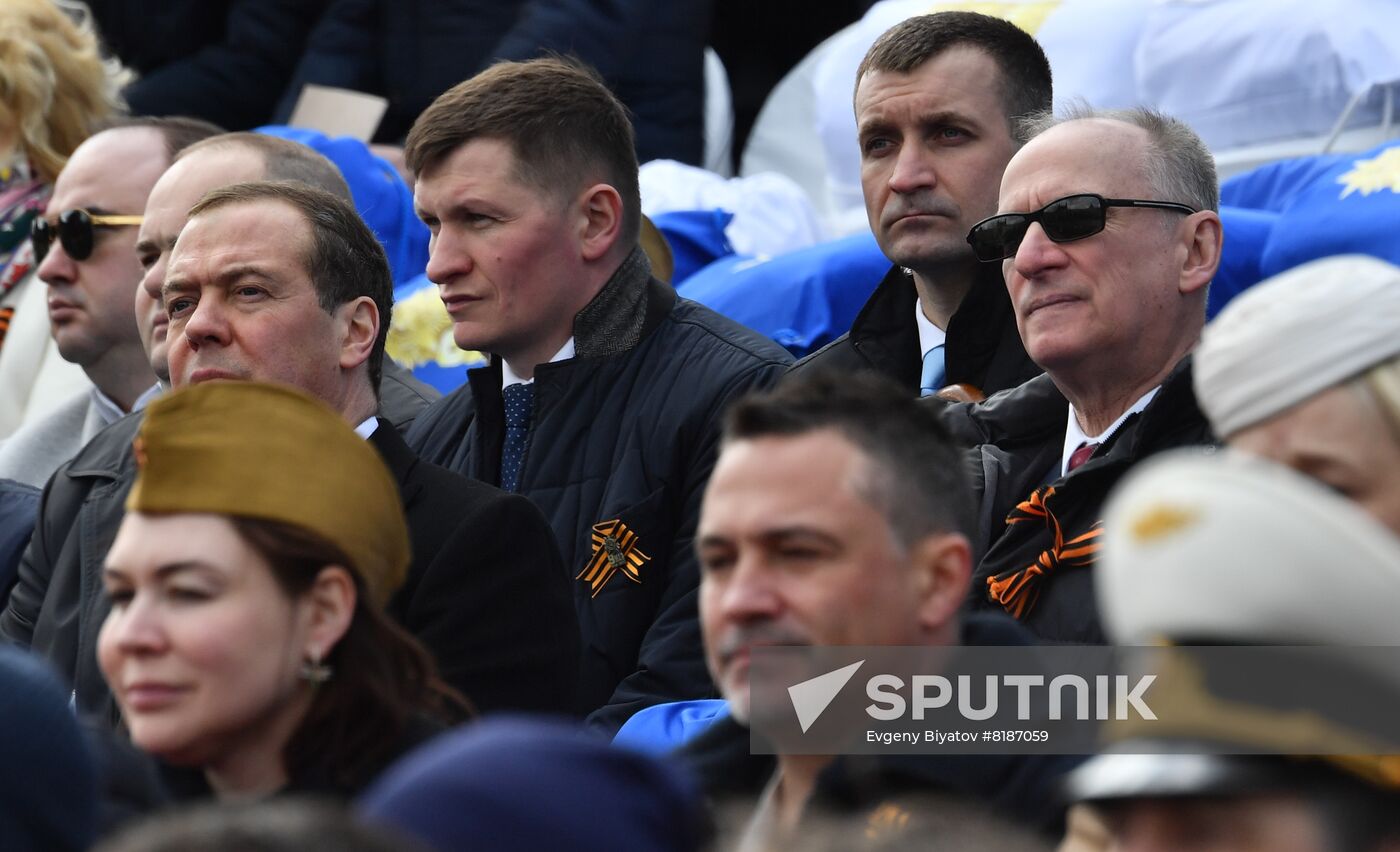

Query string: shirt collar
502 337 576 389
89 387 128 427
1061 386 1161 477
132 383 164 413
354 416 379 440
913 296 947 359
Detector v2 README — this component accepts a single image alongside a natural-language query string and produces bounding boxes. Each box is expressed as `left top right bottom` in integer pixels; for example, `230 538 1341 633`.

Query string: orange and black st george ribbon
986 485 1103 619
579 519 651 597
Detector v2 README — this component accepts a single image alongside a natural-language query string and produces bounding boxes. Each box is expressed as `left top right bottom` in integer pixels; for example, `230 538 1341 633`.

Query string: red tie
1067 442 1099 473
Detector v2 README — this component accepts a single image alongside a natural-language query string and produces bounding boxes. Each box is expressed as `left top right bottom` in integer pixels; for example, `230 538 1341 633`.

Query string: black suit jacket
370 421 580 714
790 264 1040 398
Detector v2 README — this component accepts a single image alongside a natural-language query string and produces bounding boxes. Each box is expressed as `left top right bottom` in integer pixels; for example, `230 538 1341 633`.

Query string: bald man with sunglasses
0 119 220 488
942 106 1222 644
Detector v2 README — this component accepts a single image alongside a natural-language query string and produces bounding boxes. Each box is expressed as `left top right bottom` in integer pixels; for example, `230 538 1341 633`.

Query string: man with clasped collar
403 58 792 732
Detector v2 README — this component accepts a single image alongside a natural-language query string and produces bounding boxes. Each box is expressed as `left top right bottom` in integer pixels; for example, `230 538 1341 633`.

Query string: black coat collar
367 418 421 505
847 262 1030 392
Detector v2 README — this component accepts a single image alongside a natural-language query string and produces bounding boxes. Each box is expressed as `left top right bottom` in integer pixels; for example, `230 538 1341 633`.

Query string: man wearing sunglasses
0 119 220 489
790 12 1046 400
946 107 1222 643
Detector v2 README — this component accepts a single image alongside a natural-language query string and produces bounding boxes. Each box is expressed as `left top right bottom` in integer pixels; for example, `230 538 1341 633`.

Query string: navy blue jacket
407 248 792 733
275 0 711 162
90 0 329 129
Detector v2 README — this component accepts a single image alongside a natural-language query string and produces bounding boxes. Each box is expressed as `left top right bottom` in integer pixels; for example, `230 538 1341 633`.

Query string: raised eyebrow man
1 138 579 723
0 118 219 489
789 12 1046 400
943 106 1222 643
403 57 793 733
132 132 438 430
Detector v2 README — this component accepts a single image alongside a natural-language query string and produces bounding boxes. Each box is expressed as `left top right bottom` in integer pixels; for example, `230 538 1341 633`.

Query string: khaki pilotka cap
127 381 411 608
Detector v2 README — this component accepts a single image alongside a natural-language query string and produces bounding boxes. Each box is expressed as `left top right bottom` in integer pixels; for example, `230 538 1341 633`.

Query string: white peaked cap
1195 254 1400 437
1099 448 1400 645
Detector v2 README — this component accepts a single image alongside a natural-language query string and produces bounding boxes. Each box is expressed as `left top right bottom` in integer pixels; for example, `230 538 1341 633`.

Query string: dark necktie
500 382 534 493
1067 441 1099 473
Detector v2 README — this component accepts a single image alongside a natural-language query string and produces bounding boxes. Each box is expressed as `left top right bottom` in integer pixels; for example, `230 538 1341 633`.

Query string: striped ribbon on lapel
985 484 1103 619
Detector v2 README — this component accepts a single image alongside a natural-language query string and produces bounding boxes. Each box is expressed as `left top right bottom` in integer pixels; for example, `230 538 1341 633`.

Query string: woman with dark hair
96 380 467 800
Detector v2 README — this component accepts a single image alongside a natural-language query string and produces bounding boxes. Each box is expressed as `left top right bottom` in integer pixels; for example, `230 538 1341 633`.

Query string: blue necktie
500 382 534 493
919 344 946 397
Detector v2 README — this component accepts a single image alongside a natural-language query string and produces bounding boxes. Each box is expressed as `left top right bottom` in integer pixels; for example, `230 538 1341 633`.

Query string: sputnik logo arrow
788 660 865 733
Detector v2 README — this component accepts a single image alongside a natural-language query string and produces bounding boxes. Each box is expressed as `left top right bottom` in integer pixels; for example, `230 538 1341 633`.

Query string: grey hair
1017 104 1219 214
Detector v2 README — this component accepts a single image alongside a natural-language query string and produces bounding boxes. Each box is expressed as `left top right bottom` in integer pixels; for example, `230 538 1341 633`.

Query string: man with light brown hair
404 57 793 733
134 131 436 420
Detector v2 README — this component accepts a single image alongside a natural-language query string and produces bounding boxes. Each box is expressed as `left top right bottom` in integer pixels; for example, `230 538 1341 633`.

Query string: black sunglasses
31 208 144 263
966 193 1197 262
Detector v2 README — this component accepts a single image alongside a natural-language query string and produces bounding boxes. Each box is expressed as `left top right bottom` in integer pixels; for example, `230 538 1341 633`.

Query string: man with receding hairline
134 132 436 425
404 57 793 733
0 117 221 488
947 106 1221 643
